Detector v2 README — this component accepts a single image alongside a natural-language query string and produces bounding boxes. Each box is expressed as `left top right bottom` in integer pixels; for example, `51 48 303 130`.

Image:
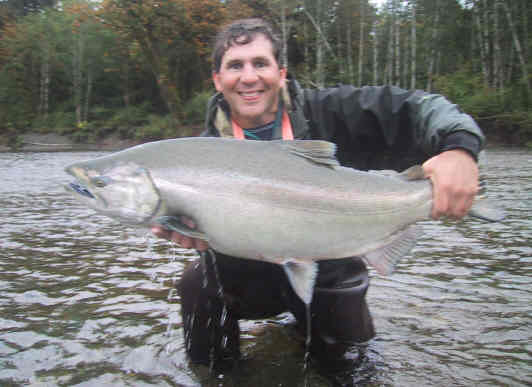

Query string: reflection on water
0 149 530 386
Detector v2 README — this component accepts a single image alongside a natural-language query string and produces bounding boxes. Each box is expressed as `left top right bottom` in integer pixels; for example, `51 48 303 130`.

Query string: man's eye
254 61 267 68
228 62 242 70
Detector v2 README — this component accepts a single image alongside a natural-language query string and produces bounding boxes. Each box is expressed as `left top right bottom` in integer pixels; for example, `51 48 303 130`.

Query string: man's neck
232 112 277 130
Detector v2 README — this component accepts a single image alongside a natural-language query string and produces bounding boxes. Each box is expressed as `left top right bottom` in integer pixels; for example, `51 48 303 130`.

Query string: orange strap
232 111 294 140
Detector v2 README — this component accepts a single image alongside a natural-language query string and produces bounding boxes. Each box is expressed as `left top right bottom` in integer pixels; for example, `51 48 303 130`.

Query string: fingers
431 180 476 219
423 149 479 220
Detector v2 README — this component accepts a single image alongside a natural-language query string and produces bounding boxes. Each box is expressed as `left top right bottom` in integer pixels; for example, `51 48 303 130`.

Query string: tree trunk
313 0 325 87
303 19 309 81
347 11 354 84
316 0 324 87
73 27 84 126
394 0 400 86
426 0 440 92
505 39 515 86
280 1 288 68
358 0 365 87
500 0 531 97
39 47 50 120
482 0 491 86
386 17 393 84
410 0 416 89
83 59 92 123
372 18 378 85
474 0 489 87
402 24 408 88
519 0 528 59
336 7 344 80
302 6 335 57
493 0 502 89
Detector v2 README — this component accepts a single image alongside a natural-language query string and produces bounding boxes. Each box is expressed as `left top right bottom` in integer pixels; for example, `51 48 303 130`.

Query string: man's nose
240 64 259 82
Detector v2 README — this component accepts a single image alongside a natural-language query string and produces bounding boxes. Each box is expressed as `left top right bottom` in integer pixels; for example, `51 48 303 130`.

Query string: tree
426 0 440 91
410 0 416 89
100 0 228 123
499 0 531 99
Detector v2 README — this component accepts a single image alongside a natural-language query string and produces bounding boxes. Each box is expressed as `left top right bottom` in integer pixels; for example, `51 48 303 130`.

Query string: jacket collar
207 79 301 139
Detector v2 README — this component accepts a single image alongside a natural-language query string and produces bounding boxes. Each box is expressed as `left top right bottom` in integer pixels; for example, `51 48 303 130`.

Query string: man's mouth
239 91 263 100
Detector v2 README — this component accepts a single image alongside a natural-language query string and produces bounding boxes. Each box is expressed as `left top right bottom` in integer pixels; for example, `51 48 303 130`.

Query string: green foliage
0 0 530 145
433 66 484 106
46 111 77 134
134 115 176 141
0 121 24 149
104 104 151 138
182 91 211 125
434 67 514 118
70 120 95 143
434 66 532 143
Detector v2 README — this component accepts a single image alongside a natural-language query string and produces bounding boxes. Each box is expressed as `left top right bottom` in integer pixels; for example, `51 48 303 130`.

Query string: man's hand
151 216 209 251
422 149 479 220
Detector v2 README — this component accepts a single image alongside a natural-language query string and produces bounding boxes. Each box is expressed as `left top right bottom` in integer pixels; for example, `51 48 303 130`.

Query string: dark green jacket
203 79 484 171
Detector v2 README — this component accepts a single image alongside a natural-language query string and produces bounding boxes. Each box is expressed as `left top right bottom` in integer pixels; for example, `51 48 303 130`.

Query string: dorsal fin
398 165 426 181
280 140 340 167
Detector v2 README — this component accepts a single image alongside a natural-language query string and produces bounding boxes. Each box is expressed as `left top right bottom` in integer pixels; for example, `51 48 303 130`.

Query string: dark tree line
0 0 530 144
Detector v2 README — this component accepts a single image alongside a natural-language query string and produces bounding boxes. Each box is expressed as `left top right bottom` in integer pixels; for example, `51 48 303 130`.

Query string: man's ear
279 67 287 87
212 71 222 92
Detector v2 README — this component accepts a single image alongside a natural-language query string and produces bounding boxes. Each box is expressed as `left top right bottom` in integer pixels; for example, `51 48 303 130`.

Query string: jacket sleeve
303 85 485 159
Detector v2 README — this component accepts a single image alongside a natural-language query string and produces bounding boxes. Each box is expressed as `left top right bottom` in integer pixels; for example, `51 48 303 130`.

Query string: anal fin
363 225 421 275
282 259 318 305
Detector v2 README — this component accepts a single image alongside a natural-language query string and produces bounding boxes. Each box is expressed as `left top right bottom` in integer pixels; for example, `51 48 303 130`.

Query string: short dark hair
212 18 282 73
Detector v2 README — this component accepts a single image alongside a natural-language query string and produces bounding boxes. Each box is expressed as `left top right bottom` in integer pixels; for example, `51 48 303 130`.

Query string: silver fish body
65 137 501 304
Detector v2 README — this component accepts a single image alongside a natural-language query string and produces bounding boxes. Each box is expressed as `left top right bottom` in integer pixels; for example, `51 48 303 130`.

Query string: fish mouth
65 165 94 199
67 182 95 199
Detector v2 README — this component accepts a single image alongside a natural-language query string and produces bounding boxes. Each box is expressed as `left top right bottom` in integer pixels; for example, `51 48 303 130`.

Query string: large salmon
65 137 502 304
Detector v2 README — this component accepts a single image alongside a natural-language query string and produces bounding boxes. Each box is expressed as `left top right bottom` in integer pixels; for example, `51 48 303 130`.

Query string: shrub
182 91 211 125
134 114 176 141
105 104 152 138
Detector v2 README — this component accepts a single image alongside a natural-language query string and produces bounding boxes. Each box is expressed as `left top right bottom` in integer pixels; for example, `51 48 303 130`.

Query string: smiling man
153 18 485 384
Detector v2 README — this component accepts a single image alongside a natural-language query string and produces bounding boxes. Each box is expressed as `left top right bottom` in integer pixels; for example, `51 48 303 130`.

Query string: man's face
213 34 286 129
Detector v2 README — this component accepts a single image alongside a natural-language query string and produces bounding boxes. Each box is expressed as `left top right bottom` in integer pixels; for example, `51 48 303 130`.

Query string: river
0 148 530 386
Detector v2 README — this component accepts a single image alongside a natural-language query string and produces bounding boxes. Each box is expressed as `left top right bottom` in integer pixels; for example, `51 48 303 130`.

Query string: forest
0 0 531 148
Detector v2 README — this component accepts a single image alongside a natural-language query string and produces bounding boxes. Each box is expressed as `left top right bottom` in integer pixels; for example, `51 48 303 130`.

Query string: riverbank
1 130 530 153
0 132 142 152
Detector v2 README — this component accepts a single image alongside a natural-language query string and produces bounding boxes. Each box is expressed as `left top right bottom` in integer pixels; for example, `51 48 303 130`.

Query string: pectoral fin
154 215 208 241
282 259 318 305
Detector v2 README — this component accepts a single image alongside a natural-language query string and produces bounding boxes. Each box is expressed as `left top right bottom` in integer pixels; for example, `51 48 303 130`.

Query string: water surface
0 149 530 386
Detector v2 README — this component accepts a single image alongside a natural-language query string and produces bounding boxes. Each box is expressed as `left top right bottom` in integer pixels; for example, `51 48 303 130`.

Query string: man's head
211 18 287 129
212 18 282 73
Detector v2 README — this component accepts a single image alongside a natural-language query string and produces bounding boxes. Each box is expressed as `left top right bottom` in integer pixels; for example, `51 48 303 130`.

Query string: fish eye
91 176 109 188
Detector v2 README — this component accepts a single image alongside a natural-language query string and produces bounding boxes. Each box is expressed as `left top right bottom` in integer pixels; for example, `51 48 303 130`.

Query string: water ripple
0 148 530 386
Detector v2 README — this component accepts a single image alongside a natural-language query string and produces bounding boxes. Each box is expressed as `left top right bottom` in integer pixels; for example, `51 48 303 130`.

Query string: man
153 18 483 377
